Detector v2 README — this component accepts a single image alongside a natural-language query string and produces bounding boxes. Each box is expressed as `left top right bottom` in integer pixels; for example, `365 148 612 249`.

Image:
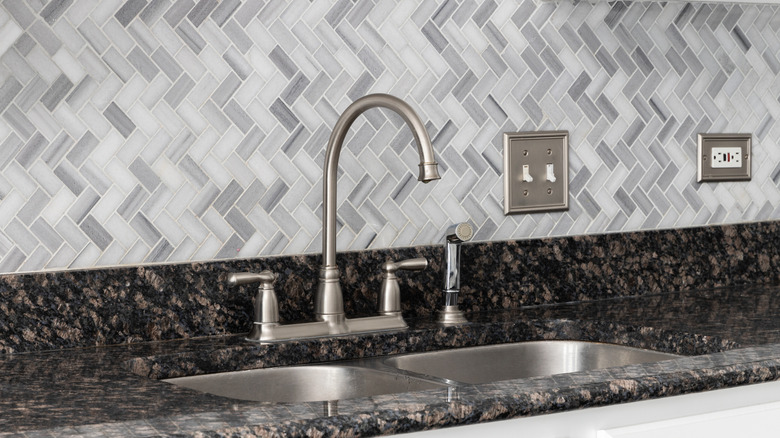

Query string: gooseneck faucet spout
318 94 440 323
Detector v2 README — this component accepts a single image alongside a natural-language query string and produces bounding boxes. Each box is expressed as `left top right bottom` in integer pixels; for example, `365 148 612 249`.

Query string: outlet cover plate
503 131 569 214
697 133 751 182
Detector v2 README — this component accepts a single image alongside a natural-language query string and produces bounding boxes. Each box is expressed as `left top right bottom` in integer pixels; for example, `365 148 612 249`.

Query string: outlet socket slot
503 131 569 214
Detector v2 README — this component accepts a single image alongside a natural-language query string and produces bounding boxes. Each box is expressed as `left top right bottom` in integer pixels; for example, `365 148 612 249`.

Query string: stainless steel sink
163 341 678 402
165 365 444 403
383 340 679 384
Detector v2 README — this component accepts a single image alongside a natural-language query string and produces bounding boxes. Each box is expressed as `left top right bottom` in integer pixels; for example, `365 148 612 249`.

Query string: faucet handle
379 258 428 316
228 271 277 288
227 271 280 340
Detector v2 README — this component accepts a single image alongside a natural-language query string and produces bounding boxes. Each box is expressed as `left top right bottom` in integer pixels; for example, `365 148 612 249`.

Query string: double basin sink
165 340 679 403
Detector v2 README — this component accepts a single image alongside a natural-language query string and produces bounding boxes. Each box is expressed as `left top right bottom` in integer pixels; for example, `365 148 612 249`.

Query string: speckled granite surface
2 221 780 354
1 285 780 437
1 222 780 436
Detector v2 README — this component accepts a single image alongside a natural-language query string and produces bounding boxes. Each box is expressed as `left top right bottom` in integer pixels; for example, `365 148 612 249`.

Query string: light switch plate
503 131 569 214
697 133 751 182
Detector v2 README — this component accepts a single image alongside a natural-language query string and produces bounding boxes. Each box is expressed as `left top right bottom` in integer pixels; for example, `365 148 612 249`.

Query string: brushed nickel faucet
230 94 440 342
438 222 473 324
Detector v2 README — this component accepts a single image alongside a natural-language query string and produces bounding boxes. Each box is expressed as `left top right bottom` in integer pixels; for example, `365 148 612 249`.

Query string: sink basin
165 365 444 403
384 341 679 384
162 341 678 402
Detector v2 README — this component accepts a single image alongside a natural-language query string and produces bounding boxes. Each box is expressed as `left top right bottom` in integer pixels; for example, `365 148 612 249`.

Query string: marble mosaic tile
0 0 780 274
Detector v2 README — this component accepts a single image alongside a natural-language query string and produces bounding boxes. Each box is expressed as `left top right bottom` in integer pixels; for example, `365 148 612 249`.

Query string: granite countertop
2 284 780 437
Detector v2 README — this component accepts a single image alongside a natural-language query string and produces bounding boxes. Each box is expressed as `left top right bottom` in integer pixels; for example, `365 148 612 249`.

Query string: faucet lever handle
228 271 277 288
227 271 280 333
384 257 428 273
379 258 428 316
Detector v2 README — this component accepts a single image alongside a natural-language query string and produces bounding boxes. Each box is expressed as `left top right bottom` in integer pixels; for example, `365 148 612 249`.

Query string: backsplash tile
0 0 780 273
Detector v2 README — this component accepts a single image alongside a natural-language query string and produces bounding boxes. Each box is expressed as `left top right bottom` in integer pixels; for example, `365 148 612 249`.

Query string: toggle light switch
522 164 534 182
503 131 569 214
546 163 556 182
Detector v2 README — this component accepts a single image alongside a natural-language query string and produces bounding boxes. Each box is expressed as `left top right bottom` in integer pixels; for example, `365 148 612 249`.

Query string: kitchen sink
163 341 678 402
165 364 444 403
383 340 679 384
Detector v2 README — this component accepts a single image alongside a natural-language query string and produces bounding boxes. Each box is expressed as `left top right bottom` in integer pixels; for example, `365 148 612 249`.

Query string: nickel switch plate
503 131 569 215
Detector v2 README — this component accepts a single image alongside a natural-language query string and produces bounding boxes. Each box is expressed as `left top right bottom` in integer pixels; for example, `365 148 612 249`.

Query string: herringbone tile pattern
0 0 779 273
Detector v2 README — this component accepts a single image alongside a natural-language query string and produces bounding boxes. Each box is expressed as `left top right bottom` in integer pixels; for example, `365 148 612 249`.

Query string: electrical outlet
503 131 569 214
697 134 751 182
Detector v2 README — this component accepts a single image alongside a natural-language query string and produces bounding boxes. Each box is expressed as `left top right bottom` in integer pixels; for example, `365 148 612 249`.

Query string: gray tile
68 187 100 224
146 239 173 262
130 213 162 246
3 105 36 140
103 102 136 138
347 72 374 101
118 185 149 220
15 132 48 169
472 0 497 27
115 0 147 26
236 179 265 213
199 100 230 133
632 47 654 76
80 215 112 250
215 233 243 259
17 75 49 112
31 218 63 252
40 74 73 111
39 131 73 167
18 189 50 225
223 46 252 80
78 19 110 54
234 0 263 27
347 0 374 27
29 20 61 55
0 248 26 273
259 180 289 212
222 19 252 53
103 47 135 82
325 0 351 26
13 33 36 56
484 46 509 76
520 46 545 77
224 207 254 240
140 0 170 24
212 180 243 215
163 74 194 108
129 157 161 192
127 46 160 81
40 0 73 24
0 77 22 113
211 0 240 26
268 46 296 79
187 0 217 26
178 154 208 188
190 182 219 216
235 126 265 160
54 161 86 195
421 21 447 52
176 20 206 53
4 0 35 27
212 72 241 107
270 98 299 132
151 47 183 81
223 99 253 133
0 133 24 171
164 0 194 26
6 219 38 255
